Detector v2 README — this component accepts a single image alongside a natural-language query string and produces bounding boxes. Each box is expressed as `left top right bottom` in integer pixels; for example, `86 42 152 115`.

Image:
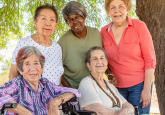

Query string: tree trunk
136 0 165 114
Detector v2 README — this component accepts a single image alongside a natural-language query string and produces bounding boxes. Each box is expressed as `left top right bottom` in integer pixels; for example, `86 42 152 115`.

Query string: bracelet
107 74 114 76
58 95 64 103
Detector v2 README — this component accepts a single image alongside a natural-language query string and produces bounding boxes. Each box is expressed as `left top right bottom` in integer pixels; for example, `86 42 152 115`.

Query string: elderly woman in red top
100 0 156 114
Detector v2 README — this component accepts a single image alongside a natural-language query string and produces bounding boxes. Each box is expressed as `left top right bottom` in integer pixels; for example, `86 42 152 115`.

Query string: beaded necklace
90 73 121 107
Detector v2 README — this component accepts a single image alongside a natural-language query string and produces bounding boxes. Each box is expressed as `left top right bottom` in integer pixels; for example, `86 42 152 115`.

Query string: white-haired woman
78 46 134 115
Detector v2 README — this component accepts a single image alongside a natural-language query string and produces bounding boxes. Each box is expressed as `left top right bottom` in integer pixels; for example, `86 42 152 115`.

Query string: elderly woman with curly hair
58 1 102 89
0 46 80 115
100 0 156 114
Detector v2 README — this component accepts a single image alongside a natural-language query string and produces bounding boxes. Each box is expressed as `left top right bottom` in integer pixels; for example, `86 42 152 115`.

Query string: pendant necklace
75 27 87 50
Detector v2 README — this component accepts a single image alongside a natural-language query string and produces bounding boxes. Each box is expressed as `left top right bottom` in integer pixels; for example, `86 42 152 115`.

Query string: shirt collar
108 16 133 32
20 75 44 92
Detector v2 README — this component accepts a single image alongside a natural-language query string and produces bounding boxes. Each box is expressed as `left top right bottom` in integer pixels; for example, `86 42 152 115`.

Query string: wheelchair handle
3 103 17 108
0 103 17 115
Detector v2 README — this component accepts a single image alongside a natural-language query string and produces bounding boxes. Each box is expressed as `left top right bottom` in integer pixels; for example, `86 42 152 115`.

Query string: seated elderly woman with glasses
0 46 80 115
78 46 134 115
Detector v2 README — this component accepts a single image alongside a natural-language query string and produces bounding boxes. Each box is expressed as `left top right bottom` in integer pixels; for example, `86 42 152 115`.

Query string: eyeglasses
67 15 83 24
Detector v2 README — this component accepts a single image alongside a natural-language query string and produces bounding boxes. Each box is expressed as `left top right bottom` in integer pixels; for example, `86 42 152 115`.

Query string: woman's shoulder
58 30 72 42
2 76 23 88
131 18 146 26
79 77 96 88
52 41 62 49
18 36 32 42
100 23 111 33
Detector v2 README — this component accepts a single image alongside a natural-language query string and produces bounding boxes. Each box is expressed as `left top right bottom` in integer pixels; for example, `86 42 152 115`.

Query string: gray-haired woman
0 46 80 115
58 1 102 89
78 46 134 115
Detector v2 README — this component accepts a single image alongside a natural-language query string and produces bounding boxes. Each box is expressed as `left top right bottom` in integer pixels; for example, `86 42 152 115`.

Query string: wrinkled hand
116 108 134 115
116 108 128 115
139 89 151 109
108 75 117 86
48 98 61 115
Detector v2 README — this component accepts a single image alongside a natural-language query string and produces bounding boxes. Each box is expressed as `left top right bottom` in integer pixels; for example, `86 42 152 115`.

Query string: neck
73 26 87 39
37 34 51 47
90 72 104 82
112 18 128 29
29 82 39 92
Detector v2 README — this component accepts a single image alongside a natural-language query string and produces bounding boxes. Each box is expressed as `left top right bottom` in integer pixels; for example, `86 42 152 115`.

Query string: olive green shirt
58 26 102 88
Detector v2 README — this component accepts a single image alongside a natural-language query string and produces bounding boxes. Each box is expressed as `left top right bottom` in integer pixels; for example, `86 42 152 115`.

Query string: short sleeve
78 79 103 108
0 80 19 109
11 40 22 65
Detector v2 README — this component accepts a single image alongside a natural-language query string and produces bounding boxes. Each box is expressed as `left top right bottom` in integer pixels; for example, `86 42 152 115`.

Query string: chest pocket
123 30 141 59
103 41 112 54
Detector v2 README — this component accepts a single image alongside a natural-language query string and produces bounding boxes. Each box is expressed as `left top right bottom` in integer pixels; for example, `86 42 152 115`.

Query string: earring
36 32 38 35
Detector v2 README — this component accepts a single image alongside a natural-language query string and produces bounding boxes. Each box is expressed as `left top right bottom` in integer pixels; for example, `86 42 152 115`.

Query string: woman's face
108 0 128 25
19 54 43 85
67 14 85 34
34 9 57 37
87 50 108 74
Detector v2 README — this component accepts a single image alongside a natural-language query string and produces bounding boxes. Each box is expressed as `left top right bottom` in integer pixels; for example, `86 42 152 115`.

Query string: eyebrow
40 15 56 18
110 3 124 7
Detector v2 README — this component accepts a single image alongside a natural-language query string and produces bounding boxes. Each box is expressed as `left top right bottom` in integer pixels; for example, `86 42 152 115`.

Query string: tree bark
136 0 165 114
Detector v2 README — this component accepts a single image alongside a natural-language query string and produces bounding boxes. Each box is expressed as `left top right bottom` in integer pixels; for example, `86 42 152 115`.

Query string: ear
34 19 37 28
16 66 23 76
41 68 43 73
86 62 90 70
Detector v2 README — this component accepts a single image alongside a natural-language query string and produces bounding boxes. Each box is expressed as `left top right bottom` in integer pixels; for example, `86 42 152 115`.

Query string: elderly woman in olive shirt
58 1 102 89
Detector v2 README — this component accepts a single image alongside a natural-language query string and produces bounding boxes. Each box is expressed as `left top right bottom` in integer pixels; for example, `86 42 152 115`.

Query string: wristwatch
58 95 64 103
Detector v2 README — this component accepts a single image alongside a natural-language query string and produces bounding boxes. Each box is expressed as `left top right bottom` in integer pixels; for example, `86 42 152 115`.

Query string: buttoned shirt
101 16 156 88
0 76 80 115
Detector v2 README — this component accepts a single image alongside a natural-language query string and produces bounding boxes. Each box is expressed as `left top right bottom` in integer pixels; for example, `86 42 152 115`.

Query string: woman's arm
6 101 32 115
61 75 72 87
140 68 154 109
137 21 156 109
116 101 134 115
82 103 118 115
48 93 75 115
9 64 18 80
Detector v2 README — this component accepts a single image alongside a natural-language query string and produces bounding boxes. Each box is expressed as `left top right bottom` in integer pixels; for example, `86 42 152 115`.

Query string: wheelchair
0 97 96 115
0 97 139 115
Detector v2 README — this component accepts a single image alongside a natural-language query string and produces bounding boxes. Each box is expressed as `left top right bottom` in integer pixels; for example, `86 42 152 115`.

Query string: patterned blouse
0 76 80 115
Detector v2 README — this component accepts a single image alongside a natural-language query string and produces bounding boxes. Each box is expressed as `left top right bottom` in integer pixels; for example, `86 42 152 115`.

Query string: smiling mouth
96 66 104 67
29 74 37 77
44 29 51 30
114 15 122 17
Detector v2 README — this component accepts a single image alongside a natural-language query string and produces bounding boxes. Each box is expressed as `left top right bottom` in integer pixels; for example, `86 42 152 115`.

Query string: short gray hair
16 46 45 76
62 1 87 24
85 46 108 64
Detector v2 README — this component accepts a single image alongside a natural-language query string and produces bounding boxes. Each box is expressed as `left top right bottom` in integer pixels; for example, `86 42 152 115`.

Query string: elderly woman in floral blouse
0 46 80 115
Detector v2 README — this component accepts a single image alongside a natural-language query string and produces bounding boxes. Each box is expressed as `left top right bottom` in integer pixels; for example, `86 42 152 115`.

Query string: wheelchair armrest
62 97 96 115
0 103 17 115
76 110 96 115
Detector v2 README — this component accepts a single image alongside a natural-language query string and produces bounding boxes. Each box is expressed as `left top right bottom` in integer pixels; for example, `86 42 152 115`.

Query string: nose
29 64 36 70
72 17 79 24
114 7 120 12
97 59 102 63
45 20 51 26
